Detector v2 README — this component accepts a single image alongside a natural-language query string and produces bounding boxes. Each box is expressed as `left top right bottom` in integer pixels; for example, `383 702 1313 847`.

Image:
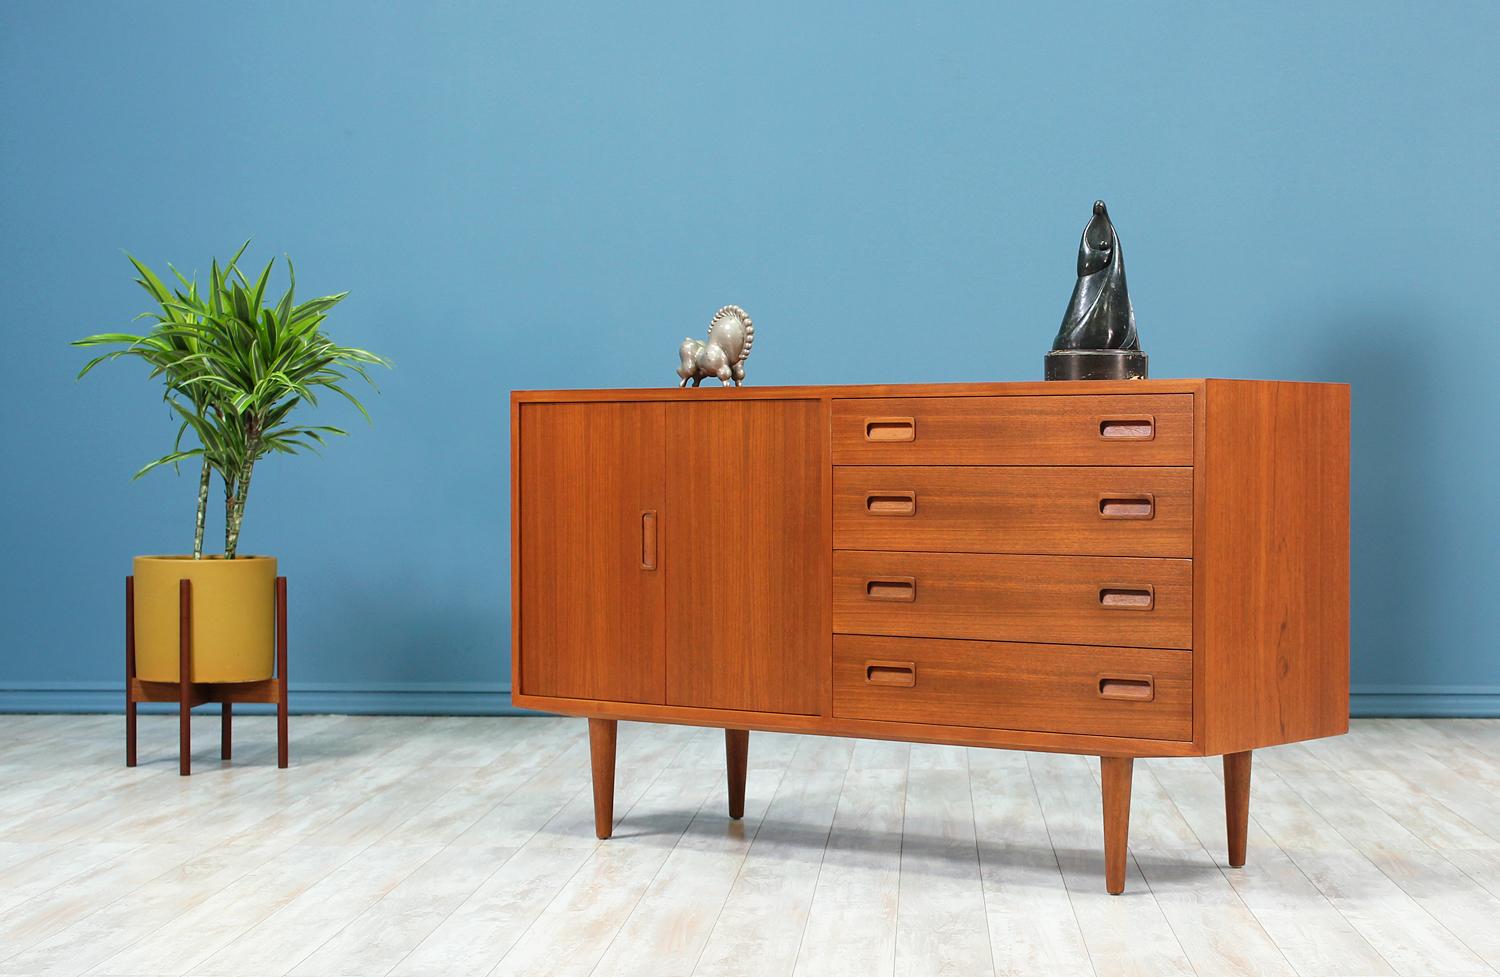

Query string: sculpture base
1045 349 1148 381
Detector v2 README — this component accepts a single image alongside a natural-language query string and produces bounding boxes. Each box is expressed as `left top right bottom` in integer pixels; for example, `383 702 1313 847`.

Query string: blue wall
2 2 1496 715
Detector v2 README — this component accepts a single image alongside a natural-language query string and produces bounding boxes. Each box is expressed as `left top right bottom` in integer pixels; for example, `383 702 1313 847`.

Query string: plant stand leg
1225 750 1252 867
126 700 138 768
1101 755 1134 895
589 718 617 840
725 729 749 820
125 576 137 768
276 577 289 769
221 703 232 761
178 579 192 777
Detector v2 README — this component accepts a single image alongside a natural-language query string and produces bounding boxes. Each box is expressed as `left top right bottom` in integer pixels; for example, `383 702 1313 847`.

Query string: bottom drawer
834 635 1192 741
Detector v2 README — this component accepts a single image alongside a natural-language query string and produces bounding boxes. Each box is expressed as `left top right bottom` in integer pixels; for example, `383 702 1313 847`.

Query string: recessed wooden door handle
1099 416 1155 440
865 577 916 602
1099 585 1154 610
865 417 915 442
1099 494 1155 519
865 660 916 687
1098 675 1155 701
640 510 658 570
866 491 917 516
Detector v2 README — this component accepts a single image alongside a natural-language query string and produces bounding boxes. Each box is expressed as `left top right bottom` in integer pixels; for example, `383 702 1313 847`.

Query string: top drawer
832 394 1194 466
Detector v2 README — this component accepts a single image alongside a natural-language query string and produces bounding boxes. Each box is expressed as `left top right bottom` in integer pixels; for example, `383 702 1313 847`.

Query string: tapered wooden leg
221 703 232 760
1101 755 1134 894
276 576 289 769
178 580 192 777
589 718 618 839
1224 750 1252 867
125 576 137 768
725 729 749 820
126 700 138 767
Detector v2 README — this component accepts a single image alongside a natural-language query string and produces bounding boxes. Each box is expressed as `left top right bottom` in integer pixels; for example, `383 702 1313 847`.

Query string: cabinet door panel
518 402 665 703
664 400 824 714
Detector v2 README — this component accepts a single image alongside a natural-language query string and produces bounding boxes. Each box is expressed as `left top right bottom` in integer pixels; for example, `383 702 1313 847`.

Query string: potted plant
75 244 389 683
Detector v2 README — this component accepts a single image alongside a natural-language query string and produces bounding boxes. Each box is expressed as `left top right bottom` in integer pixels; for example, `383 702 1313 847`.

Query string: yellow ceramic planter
132 555 277 682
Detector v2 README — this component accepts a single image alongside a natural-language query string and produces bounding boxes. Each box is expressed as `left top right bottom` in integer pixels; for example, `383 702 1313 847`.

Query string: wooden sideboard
510 379 1349 893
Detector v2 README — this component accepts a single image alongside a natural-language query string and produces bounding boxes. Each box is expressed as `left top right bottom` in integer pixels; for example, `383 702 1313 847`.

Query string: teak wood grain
1224 749 1252 867
1197 380 1350 753
509 379 1351 894
831 394 1194 466
1101 756 1134 895
724 728 748 819
833 551 1193 648
588 718 617 839
833 465 1193 558
513 379 1210 403
510 690 1203 757
832 635 1192 741
518 402 667 704
662 400 824 715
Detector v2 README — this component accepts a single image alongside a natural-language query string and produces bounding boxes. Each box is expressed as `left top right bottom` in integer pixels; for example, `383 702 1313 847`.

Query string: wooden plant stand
125 576 289 775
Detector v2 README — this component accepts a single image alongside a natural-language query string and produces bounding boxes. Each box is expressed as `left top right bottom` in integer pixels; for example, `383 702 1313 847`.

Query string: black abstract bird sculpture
1045 200 1148 380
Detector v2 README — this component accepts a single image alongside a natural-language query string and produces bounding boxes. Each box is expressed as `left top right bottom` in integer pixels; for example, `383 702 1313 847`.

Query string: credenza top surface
512 377 1347 404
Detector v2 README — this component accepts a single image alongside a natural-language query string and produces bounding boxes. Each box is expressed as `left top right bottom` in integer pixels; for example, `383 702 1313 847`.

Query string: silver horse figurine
677 305 754 387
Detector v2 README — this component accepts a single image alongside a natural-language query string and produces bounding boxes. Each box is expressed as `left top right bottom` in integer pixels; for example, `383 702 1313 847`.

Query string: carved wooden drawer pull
865 660 916 687
1098 674 1155 701
865 491 917 516
1098 494 1155 519
865 577 916 602
865 417 915 442
1099 415 1155 440
1099 585 1154 610
640 510 658 570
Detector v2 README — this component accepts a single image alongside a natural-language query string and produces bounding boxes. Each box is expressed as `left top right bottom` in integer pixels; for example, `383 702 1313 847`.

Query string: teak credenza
510 379 1349 893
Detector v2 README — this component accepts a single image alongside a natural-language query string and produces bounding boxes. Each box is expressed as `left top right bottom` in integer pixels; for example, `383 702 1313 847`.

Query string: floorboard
0 716 1496 977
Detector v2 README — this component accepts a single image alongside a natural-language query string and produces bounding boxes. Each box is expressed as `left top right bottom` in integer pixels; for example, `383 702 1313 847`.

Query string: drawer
831 394 1193 466
834 466 1192 558
834 551 1192 649
834 635 1192 741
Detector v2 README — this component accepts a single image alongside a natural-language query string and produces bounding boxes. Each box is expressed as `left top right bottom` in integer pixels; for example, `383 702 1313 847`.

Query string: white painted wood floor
1 716 1498 977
